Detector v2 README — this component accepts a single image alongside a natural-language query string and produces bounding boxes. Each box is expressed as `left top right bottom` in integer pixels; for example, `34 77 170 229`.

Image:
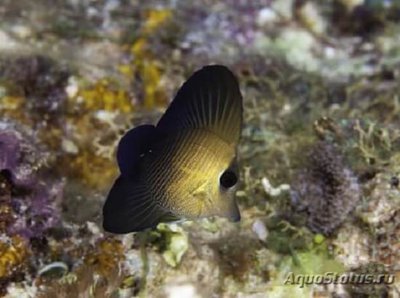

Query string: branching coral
290 141 361 235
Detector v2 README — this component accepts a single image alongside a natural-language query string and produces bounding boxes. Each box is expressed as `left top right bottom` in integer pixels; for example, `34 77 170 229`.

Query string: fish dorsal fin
117 124 158 177
157 65 243 145
103 175 178 233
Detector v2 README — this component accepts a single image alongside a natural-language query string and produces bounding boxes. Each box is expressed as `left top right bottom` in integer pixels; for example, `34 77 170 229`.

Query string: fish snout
227 199 241 222
229 208 241 222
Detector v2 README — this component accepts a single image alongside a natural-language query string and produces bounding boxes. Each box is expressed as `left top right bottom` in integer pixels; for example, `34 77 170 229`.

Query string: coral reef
0 0 399 297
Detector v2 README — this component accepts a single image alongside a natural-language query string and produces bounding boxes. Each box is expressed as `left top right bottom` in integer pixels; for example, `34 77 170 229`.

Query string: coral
37 264 123 298
374 208 400 270
333 224 372 269
0 170 14 233
359 171 400 271
73 79 133 113
0 55 69 121
290 141 361 235
125 8 173 108
254 28 319 72
59 101 133 191
0 53 136 192
332 0 400 37
84 237 125 277
0 235 29 296
0 235 28 278
0 121 63 238
60 149 117 191
345 263 392 297
210 235 261 283
0 95 27 126
0 122 47 187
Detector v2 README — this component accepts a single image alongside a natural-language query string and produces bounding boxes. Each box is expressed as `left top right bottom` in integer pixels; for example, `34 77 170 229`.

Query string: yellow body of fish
144 129 237 219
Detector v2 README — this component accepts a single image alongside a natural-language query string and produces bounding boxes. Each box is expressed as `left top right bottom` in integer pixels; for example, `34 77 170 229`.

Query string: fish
102 65 243 234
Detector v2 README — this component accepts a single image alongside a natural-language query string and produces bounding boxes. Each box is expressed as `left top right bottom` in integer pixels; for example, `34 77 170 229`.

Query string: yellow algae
142 61 164 108
130 39 166 108
126 9 172 108
143 9 172 34
1 95 24 110
131 37 149 58
118 64 133 77
0 236 28 278
0 95 30 125
62 150 117 190
73 79 133 113
58 106 125 190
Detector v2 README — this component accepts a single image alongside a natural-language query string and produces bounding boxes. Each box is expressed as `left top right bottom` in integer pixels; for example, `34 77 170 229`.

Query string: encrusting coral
0 121 63 238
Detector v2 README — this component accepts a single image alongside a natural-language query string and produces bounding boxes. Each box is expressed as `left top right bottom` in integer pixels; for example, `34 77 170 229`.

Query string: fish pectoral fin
103 175 172 234
159 213 181 223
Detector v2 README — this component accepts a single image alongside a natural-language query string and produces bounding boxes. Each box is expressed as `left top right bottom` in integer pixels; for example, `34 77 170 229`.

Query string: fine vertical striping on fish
103 65 243 233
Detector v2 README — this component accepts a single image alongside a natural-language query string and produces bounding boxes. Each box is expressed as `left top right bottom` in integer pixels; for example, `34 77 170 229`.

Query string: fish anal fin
102 175 172 233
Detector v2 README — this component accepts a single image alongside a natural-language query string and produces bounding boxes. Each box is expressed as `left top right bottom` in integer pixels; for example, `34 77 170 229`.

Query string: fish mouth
227 202 241 222
229 211 241 222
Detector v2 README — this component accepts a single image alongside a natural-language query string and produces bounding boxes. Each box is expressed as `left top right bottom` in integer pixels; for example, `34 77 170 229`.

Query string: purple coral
0 121 64 238
0 124 40 188
290 141 361 235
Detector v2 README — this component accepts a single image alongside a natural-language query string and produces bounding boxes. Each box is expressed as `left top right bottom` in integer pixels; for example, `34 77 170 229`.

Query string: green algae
150 224 189 268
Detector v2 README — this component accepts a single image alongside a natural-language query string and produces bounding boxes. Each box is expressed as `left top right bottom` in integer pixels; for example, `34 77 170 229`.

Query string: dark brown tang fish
103 65 243 233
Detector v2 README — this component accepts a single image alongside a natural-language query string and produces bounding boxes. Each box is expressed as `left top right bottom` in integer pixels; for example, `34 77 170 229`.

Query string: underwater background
0 0 399 297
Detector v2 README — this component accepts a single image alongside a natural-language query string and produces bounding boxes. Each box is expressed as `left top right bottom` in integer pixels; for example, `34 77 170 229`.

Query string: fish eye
219 170 238 189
